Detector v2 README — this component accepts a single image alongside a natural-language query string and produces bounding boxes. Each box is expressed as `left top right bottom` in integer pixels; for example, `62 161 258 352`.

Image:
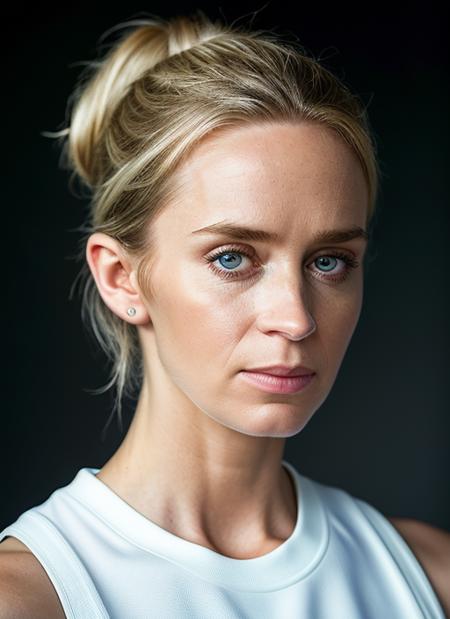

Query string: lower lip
239 371 316 394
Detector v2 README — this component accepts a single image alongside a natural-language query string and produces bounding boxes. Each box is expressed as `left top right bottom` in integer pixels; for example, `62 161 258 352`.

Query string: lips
240 370 315 394
244 365 315 377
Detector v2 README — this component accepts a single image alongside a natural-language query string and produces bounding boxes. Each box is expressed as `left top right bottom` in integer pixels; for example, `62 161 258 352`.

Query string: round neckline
65 459 329 592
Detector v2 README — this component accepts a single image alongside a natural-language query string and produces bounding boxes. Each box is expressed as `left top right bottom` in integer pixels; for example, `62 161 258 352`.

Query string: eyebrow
191 221 369 244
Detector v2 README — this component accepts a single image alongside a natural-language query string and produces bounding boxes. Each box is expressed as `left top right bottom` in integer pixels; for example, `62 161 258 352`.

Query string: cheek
149 263 247 372
317 282 363 366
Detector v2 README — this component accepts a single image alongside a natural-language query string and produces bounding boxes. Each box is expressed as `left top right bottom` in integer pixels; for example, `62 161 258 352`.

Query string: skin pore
87 120 369 560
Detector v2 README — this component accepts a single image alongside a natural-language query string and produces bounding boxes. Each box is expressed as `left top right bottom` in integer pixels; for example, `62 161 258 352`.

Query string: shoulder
0 537 31 553
387 516 450 618
0 536 66 619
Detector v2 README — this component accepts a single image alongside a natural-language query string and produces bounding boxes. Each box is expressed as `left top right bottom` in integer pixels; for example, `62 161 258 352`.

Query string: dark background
2 2 449 531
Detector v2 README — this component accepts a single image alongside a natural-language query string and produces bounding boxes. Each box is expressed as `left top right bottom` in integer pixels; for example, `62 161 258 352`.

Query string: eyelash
204 244 360 284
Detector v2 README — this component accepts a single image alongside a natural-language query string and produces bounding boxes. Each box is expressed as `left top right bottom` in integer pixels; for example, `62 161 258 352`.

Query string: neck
96 382 298 559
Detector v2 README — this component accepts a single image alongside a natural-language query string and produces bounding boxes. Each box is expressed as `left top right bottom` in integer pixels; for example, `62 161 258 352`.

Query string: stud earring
127 307 137 317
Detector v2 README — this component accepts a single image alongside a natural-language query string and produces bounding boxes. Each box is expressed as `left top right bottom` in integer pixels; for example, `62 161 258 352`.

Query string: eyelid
204 242 358 261
204 243 256 261
204 243 360 283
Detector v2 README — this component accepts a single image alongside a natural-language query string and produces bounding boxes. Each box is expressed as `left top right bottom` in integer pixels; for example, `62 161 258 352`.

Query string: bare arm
0 545 66 619
388 517 450 618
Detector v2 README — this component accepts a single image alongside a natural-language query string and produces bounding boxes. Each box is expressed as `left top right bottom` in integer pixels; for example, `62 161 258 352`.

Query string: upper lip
244 365 315 377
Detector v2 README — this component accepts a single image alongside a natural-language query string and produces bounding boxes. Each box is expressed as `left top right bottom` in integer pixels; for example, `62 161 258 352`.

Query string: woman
0 11 448 619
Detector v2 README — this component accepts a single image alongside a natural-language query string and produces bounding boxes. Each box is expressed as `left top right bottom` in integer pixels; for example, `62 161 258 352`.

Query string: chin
222 401 318 439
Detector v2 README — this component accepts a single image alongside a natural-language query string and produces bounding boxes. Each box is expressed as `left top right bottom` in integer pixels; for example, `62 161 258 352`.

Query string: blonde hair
51 10 381 436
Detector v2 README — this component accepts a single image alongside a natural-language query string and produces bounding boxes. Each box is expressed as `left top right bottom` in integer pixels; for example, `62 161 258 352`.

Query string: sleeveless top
0 460 445 618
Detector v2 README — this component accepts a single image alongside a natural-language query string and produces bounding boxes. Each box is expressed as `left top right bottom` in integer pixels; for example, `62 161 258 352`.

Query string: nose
256 273 317 342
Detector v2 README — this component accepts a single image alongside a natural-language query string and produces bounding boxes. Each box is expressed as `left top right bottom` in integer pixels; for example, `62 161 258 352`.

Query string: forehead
159 121 368 236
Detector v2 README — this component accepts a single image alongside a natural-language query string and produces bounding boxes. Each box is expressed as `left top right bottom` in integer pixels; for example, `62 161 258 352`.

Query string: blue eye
205 247 254 281
217 252 243 270
205 245 359 283
315 256 338 272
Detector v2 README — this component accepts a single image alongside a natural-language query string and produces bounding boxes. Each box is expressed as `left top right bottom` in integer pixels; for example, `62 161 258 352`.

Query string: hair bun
66 12 213 187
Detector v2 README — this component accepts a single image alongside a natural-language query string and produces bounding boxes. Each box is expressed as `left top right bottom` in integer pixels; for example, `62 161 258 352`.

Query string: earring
127 307 137 317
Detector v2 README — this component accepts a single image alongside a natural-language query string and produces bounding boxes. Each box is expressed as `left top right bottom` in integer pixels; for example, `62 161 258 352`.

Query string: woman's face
137 120 369 438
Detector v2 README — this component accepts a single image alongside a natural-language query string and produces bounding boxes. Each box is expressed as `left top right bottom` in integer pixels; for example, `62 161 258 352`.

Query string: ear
86 232 150 325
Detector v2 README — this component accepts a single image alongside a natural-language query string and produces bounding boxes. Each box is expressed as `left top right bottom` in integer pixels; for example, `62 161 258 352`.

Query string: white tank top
0 460 445 618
